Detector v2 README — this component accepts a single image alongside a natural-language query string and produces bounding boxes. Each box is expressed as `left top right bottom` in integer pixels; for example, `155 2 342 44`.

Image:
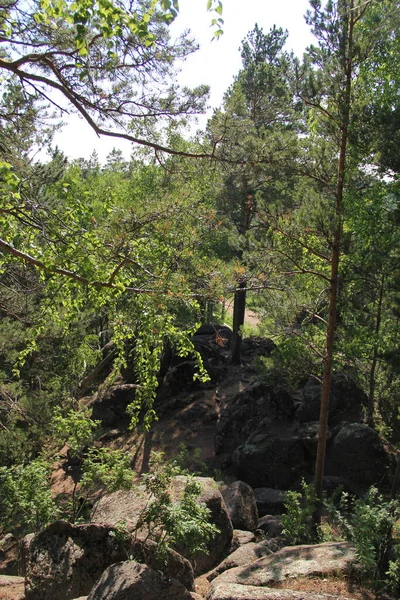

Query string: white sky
51 0 314 162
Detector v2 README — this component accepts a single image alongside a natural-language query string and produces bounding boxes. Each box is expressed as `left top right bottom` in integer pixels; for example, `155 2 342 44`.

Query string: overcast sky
51 0 314 162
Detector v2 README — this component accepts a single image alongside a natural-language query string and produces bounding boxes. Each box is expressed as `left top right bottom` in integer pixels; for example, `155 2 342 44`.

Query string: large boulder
220 481 259 532
24 521 194 600
326 423 393 489
0 534 18 575
207 540 275 581
232 433 305 489
92 476 232 577
91 486 148 526
253 488 287 517
86 561 192 600
257 515 283 538
230 530 259 552
210 542 359 588
297 377 365 425
25 522 127 600
214 384 295 455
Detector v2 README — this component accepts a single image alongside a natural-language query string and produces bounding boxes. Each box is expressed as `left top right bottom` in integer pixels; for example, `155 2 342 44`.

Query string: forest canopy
0 0 399 505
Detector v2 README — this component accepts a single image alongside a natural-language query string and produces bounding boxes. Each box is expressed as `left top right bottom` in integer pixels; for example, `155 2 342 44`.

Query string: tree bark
314 0 355 503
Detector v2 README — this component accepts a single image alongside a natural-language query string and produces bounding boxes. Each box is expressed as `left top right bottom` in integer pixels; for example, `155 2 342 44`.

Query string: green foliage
59 446 134 523
51 407 100 456
257 335 321 387
173 443 207 476
324 487 400 592
0 459 58 534
136 451 219 563
281 480 318 545
81 447 133 495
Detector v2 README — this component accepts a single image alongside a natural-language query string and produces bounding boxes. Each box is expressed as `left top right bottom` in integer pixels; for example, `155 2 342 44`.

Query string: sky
52 0 314 162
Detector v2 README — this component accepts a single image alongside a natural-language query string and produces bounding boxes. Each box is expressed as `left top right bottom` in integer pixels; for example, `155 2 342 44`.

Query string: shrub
281 479 318 545
0 459 58 534
135 451 219 563
69 446 134 522
324 487 400 593
51 406 100 457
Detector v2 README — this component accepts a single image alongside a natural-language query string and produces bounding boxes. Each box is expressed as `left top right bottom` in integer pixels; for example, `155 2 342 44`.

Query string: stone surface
326 423 392 489
230 530 258 553
0 574 25 599
257 515 283 538
297 377 365 426
232 432 305 489
220 481 259 532
214 384 295 456
88 384 137 427
206 583 353 600
253 488 286 517
24 520 194 600
91 487 148 526
86 561 192 600
207 540 274 581
211 542 359 588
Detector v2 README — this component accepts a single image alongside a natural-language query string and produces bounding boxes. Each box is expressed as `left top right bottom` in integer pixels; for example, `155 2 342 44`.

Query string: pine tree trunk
231 194 252 364
314 0 355 503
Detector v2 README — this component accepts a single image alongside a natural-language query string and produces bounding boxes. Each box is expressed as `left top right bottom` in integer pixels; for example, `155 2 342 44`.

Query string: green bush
68 446 134 522
281 479 318 545
136 451 219 564
324 487 400 592
0 459 58 534
51 407 100 456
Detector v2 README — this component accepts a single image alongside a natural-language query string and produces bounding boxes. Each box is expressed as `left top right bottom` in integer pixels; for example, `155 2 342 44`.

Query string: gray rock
86 561 192 600
24 521 194 600
89 384 137 427
91 486 148 526
327 423 392 489
206 583 353 600
230 530 258 552
257 515 283 538
297 377 365 426
207 540 274 581
253 488 286 517
0 534 18 575
25 522 124 600
299 422 332 458
232 434 305 489
92 476 232 577
214 384 295 456
211 542 360 588
220 481 259 531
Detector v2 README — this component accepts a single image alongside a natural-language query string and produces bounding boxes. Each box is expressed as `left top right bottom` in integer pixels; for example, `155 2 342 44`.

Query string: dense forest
1 0 400 595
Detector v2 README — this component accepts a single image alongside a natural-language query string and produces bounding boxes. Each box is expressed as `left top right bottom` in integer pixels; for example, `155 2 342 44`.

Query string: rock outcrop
210 542 360 588
24 521 194 600
220 481 259 532
86 561 192 600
